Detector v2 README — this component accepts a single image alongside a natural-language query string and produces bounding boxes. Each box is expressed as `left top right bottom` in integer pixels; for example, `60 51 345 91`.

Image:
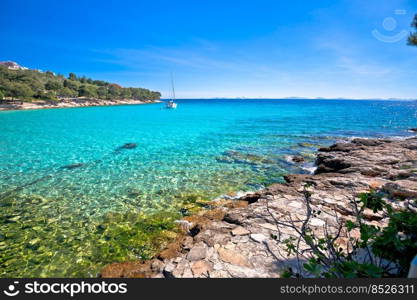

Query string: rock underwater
114 143 138 153
61 163 85 170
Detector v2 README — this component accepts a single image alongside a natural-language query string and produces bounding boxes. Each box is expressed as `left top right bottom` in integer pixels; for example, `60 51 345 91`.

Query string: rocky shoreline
100 136 417 278
0 98 161 111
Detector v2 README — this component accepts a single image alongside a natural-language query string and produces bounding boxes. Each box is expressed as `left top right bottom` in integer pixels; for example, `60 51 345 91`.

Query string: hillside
0 62 161 102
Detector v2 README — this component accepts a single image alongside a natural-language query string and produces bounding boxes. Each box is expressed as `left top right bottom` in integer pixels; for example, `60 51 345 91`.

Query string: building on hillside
0 61 29 70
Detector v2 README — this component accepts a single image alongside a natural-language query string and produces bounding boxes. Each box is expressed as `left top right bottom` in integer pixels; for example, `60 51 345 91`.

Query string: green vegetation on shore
0 65 161 102
408 14 417 46
282 188 417 278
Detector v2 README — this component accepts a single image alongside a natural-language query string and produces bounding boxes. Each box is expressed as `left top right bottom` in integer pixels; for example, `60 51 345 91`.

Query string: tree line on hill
0 65 161 102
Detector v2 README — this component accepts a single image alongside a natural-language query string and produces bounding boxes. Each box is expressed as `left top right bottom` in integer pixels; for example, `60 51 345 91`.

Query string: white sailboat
166 73 178 109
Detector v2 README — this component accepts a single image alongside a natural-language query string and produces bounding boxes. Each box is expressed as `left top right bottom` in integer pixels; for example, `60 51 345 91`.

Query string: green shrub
279 187 416 278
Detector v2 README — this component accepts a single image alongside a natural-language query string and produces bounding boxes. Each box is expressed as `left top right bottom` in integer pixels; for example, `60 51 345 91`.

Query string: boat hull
166 102 177 109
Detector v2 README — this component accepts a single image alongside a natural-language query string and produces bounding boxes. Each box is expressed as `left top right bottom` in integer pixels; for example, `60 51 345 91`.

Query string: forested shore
0 63 161 102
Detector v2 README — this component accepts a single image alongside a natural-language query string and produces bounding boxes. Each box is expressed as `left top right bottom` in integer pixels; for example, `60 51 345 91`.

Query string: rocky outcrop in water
100 137 417 278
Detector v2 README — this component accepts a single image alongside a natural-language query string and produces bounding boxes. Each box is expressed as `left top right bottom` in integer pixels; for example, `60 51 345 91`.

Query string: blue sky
1 0 417 98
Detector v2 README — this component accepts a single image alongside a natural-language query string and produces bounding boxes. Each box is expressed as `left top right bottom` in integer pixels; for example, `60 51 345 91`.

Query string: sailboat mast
170 73 176 101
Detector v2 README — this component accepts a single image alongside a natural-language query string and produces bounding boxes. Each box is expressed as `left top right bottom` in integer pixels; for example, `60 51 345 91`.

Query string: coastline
0 98 162 111
101 136 417 278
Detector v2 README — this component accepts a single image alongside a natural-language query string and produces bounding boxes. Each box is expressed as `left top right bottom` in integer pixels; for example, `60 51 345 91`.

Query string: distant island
0 61 161 111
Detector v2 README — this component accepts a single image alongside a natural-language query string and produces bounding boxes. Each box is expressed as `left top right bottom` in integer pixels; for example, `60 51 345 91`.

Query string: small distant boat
166 100 177 109
165 73 178 109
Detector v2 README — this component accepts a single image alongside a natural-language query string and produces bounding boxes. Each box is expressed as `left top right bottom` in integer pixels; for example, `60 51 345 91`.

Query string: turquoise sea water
1 99 416 277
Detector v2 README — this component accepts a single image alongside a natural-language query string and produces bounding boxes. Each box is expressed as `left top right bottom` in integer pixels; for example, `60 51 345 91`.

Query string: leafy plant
270 185 416 278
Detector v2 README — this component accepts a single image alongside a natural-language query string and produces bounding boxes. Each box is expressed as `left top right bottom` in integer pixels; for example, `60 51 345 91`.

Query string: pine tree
408 14 417 46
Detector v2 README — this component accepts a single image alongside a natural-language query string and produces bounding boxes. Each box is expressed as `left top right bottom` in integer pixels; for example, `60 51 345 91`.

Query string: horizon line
160 97 417 101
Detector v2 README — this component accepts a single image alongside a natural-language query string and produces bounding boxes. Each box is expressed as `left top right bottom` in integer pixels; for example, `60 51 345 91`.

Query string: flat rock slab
250 233 267 243
187 243 207 261
191 260 213 277
259 223 278 231
231 226 250 236
217 248 252 268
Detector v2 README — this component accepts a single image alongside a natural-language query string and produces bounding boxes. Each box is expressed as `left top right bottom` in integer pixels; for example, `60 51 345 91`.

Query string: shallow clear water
1 99 416 277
